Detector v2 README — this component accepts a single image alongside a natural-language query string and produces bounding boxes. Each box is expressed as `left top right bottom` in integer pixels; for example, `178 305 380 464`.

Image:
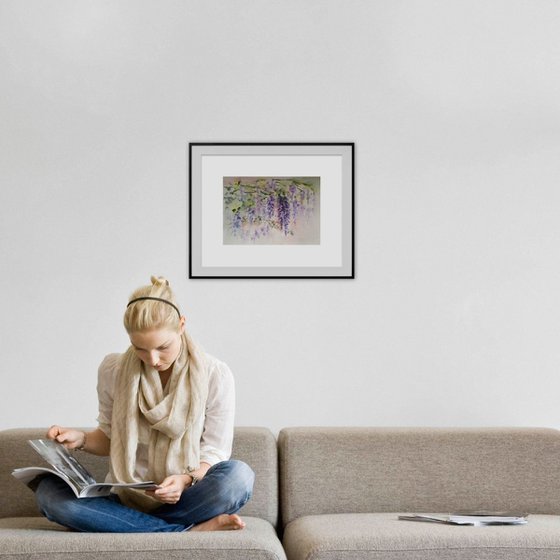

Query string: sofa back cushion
279 427 560 527
0 427 278 527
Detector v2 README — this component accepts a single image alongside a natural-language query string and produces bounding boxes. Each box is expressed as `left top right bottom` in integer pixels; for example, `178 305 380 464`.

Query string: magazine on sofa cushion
398 512 529 526
12 439 159 498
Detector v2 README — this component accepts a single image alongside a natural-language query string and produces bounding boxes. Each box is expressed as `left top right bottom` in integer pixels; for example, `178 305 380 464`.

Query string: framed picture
188 142 354 279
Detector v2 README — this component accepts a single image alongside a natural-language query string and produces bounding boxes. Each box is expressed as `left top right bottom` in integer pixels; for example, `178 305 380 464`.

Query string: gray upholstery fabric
279 427 560 527
232 426 279 526
0 516 286 560
283 513 560 560
0 426 279 527
0 427 285 560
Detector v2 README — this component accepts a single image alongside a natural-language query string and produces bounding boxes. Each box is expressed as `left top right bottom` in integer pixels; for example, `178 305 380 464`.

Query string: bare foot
191 514 246 532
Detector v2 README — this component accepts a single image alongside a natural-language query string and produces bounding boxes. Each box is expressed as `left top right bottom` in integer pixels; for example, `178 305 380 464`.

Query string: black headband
126 297 181 318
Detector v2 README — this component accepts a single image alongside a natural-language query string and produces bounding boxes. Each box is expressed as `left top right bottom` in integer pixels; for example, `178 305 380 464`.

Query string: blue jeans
35 460 255 533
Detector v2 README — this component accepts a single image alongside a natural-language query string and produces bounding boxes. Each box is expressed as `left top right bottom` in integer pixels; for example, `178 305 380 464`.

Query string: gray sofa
3 427 560 560
279 427 560 560
0 427 286 560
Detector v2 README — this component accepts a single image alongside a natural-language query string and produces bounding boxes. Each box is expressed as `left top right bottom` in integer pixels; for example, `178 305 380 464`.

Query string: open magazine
398 512 528 526
12 439 159 498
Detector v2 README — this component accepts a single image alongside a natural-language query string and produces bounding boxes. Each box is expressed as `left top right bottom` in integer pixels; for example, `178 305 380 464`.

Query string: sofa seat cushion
0 516 286 560
283 513 560 560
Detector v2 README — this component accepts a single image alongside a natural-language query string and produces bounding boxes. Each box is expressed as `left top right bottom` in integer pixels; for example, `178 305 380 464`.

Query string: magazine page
398 515 450 524
28 439 96 491
448 513 528 525
398 513 528 526
13 439 160 499
77 481 160 498
12 467 83 497
12 467 160 498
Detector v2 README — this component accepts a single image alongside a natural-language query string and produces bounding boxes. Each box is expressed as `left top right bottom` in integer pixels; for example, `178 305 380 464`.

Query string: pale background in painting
222 177 320 246
1 1 560 432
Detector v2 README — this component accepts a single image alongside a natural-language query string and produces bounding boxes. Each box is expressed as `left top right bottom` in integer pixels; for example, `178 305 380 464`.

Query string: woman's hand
46 425 86 450
146 474 191 504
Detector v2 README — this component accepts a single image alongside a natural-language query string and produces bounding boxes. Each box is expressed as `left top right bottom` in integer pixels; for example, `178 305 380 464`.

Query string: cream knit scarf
109 332 209 511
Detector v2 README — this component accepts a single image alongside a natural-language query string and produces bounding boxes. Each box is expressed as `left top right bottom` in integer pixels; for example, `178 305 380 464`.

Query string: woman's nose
147 351 159 365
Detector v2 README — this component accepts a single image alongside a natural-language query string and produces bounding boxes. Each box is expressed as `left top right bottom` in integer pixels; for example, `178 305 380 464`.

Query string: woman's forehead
129 328 177 348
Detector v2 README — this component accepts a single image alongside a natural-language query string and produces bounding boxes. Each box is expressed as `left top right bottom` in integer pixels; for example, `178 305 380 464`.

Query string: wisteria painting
223 177 320 245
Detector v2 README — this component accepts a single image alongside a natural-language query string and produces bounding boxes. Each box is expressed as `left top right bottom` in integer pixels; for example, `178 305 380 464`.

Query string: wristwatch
190 475 199 486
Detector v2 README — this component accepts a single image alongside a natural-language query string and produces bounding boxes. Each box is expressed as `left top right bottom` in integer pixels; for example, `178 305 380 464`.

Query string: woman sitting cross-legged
34 275 254 533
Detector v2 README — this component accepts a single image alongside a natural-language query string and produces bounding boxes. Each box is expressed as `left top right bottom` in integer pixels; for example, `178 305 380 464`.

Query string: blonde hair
123 276 181 333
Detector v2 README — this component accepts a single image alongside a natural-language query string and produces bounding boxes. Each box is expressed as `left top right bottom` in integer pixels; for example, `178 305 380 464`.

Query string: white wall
2 0 560 433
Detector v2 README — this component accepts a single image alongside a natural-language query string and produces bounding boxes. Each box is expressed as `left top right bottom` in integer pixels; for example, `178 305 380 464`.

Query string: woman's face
129 322 184 372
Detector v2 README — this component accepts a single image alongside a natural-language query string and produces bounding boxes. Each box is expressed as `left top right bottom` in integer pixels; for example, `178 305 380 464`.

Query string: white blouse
96 352 235 480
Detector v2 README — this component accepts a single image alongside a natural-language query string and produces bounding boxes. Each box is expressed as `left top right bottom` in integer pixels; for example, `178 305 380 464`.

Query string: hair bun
150 275 170 287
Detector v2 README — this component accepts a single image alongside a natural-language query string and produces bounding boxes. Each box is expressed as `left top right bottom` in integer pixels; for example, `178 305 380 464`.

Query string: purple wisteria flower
223 176 319 244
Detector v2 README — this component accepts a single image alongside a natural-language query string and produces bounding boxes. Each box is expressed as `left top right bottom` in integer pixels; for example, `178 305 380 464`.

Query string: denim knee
218 459 255 508
230 459 255 495
35 475 76 523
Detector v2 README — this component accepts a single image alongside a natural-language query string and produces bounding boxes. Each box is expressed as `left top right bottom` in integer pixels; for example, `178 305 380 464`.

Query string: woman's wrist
181 472 200 487
77 432 87 451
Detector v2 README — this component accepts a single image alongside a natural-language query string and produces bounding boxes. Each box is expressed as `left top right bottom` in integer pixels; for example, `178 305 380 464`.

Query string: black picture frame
189 142 354 279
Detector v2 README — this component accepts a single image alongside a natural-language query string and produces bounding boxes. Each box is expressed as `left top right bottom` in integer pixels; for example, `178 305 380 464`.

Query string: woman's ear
179 315 186 333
